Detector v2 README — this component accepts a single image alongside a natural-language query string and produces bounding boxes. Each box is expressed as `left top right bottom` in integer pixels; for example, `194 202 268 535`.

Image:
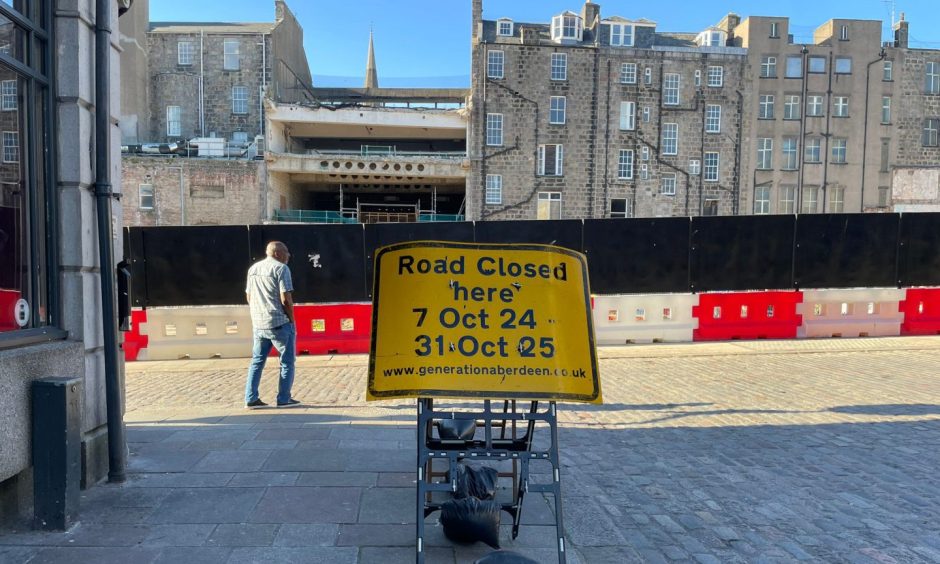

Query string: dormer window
610 23 634 47
551 13 583 42
696 29 726 47
497 19 513 37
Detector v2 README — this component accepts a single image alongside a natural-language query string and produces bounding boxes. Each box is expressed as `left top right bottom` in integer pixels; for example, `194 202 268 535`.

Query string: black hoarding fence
582 218 690 294
690 215 795 292
794 213 900 290
250 224 369 303
363 222 475 298
127 226 252 307
125 213 940 307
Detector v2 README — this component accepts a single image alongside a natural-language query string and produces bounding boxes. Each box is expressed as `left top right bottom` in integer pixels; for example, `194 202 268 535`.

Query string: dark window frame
0 0 60 345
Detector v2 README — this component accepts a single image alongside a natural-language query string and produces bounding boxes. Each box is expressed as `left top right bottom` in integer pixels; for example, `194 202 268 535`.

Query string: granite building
2 0 126 524
470 1 940 219
888 16 940 212
469 0 748 220
145 0 311 145
735 16 894 214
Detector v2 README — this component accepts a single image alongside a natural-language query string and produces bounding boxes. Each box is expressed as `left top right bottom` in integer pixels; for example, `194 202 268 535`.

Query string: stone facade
146 0 311 144
471 2 940 219
1 0 124 526
118 0 151 144
123 157 267 226
891 167 940 212
148 29 273 143
736 17 895 215
469 1 747 220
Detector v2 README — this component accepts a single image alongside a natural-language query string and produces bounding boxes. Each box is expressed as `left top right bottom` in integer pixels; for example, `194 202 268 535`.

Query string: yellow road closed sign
368 241 601 403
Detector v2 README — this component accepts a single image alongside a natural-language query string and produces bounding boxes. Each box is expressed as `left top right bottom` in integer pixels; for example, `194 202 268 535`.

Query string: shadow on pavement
2 412 940 563
829 403 940 416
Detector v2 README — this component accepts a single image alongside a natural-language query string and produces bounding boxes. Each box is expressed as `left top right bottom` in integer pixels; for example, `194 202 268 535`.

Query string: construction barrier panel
137 306 253 361
294 303 372 355
798 289 905 338
900 288 940 336
593 294 699 344
122 309 149 361
693 291 803 341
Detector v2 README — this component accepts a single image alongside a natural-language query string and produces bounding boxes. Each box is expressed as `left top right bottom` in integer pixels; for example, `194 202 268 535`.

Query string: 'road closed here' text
368 242 601 403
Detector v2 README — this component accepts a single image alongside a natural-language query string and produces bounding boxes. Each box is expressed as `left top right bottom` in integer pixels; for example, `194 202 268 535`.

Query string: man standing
244 241 300 408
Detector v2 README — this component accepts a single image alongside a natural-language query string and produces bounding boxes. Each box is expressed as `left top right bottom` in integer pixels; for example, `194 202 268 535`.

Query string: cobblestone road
3 337 938 563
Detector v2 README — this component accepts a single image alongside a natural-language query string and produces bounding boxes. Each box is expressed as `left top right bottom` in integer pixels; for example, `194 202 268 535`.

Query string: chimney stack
893 12 908 49
581 1 601 31
472 0 483 40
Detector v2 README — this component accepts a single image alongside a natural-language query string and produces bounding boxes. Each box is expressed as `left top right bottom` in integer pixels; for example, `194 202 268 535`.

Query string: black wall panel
474 219 583 251
691 215 795 292
363 222 475 297
583 218 690 294
124 227 148 307
0 207 17 289
795 214 899 289
898 212 940 287
249 224 368 303
141 226 251 306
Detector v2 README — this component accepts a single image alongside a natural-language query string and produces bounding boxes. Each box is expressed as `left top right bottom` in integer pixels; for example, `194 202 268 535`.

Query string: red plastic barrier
0 289 20 331
293 303 372 355
900 288 940 336
693 291 803 341
122 309 149 361
0 288 21 332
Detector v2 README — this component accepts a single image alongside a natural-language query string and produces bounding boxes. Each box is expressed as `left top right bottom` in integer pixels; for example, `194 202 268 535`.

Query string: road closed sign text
368 242 601 402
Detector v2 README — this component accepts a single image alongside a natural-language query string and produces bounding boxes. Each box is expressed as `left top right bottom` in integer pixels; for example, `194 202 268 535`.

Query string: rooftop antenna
882 0 896 42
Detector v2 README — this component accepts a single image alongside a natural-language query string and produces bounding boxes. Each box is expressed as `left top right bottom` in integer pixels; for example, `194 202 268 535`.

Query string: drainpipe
797 46 809 213
260 33 267 137
821 51 834 212
733 90 744 215
861 49 887 212
95 0 126 483
699 85 706 216
200 30 205 137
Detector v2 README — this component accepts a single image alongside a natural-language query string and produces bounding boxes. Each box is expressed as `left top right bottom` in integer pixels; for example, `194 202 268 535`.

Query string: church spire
364 28 378 89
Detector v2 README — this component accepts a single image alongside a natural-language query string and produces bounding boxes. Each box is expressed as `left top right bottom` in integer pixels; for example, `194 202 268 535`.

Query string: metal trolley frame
415 398 567 563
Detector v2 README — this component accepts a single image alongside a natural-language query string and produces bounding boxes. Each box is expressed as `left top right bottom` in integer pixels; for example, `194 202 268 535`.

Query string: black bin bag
452 464 499 500
474 550 540 564
440 497 501 549
437 419 476 440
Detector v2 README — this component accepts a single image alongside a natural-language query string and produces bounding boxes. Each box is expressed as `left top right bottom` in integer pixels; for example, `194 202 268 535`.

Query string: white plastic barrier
797 288 905 338
138 306 253 360
592 294 699 344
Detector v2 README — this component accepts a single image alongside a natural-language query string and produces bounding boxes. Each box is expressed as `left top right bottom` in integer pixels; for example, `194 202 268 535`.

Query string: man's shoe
246 399 267 409
276 398 301 408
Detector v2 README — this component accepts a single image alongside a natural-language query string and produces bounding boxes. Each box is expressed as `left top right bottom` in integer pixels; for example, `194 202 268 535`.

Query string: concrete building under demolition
262 30 471 223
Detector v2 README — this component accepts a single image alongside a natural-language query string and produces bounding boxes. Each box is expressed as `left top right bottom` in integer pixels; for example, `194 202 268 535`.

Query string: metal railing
310 149 467 159
273 210 359 224
418 214 465 222
273 209 465 224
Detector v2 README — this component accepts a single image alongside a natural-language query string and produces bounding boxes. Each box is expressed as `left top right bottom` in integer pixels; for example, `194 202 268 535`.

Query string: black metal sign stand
415 398 567 563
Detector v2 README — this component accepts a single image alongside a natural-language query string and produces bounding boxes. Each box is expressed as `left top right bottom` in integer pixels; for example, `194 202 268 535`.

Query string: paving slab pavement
2 337 940 563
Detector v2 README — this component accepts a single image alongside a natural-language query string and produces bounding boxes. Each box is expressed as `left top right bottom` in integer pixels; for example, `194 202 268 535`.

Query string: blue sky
151 0 940 87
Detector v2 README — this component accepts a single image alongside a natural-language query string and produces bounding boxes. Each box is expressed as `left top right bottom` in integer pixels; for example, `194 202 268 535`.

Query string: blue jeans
245 323 296 405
